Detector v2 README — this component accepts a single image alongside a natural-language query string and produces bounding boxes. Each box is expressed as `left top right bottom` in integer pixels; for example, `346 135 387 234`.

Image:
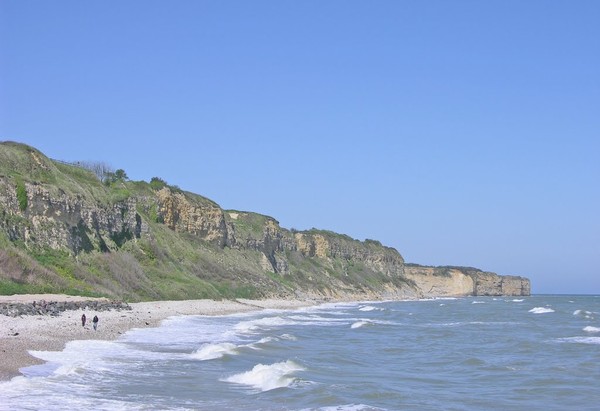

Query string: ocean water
1 295 599 410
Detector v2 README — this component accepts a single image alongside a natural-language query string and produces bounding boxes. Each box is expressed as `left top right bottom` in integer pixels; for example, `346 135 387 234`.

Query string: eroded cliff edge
0 142 530 301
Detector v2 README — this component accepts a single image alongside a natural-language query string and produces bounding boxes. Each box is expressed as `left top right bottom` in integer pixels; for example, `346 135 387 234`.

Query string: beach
0 294 314 381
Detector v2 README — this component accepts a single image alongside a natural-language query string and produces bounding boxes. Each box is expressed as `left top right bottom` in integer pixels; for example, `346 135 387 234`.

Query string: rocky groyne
0 300 131 317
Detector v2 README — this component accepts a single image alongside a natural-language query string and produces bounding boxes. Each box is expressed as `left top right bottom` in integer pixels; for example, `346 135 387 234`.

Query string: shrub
16 179 28 211
149 177 167 190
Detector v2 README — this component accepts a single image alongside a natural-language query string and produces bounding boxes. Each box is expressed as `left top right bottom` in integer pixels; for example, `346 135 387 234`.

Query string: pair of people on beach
81 314 99 330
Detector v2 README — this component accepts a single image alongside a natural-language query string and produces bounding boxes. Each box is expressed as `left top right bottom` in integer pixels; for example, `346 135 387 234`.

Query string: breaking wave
529 307 554 314
234 316 297 333
351 321 370 329
191 342 239 360
222 360 305 392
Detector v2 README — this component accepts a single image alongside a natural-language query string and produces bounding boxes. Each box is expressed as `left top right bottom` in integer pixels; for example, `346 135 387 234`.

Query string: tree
79 161 114 182
114 169 128 181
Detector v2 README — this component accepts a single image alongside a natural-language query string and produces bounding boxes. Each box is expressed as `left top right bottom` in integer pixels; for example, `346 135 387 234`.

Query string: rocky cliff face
0 142 531 300
0 178 145 254
155 187 229 247
403 265 530 297
471 271 531 296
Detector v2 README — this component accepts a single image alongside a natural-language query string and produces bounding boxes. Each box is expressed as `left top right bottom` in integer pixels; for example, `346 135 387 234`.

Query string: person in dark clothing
81 314 86 327
92 315 99 331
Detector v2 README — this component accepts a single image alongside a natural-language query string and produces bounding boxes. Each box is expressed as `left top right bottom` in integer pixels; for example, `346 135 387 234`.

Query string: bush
16 179 28 211
149 177 167 190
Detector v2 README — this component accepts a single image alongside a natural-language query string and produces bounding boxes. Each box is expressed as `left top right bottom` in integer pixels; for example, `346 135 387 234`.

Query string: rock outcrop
155 188 229 247
471 271 531 296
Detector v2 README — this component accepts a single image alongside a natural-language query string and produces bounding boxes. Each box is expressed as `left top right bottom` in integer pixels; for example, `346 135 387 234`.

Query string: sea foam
529 307 555 314
573 310 594 319
288 314 350 326
280 333 297 341
583 326 600 333
311 405 386 411
234 316 296 333
557 336 600 345
27 340 139 378
359 305 383 312
222 360 305 391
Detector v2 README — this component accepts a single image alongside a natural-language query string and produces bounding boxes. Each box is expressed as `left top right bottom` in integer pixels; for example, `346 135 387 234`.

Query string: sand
0 294 316 381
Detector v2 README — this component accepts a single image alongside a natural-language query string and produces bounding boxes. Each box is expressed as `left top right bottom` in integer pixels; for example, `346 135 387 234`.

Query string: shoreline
0 294 317 382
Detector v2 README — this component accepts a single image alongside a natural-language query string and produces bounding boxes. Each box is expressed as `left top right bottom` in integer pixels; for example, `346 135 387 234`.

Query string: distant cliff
0 141 530 301
403 265 530 297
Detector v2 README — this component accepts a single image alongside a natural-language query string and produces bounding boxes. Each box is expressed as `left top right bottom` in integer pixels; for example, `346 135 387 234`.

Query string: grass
266 270 295 289
0 142 57 184
31 249 76 279
228 212 268 241
304 228 356 242
0 280 48 295
15 178 27 211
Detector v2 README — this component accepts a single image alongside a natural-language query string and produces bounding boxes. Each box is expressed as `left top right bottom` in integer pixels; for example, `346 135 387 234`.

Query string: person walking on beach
92 315 99 331
81 313 86 327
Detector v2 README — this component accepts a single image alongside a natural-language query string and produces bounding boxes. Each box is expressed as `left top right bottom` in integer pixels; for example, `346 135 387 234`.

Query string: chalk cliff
0 142 530 301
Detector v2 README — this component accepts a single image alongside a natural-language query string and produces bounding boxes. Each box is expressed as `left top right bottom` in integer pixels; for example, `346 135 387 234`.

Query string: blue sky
1 1 598 294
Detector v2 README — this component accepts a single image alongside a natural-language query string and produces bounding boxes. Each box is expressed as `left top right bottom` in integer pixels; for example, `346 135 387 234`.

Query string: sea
1 295 599 411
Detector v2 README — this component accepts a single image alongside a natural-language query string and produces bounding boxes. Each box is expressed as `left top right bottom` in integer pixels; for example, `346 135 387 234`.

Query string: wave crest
351 321 370 329
191 342 238 360
529 307 554 314
222 360 305 391
583 326 600 333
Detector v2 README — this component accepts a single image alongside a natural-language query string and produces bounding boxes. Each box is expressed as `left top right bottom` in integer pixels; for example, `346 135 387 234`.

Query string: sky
1 1 598 294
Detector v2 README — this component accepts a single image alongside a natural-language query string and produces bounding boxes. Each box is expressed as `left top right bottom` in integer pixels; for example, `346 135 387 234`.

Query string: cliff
0 142 530 301
403 265 531 297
